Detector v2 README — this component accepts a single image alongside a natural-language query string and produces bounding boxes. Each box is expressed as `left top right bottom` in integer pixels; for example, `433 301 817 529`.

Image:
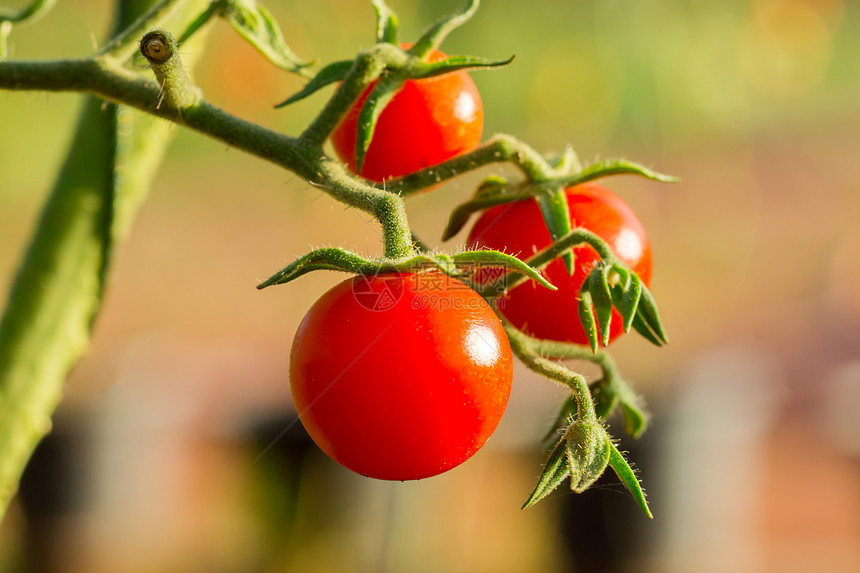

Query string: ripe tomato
331 47 483 182
467 183 652 346
289 272 512 480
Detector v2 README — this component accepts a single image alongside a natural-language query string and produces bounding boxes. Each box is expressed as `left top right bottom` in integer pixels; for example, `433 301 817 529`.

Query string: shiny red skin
289 272 512 480
467 184 652 346
330 48 483 182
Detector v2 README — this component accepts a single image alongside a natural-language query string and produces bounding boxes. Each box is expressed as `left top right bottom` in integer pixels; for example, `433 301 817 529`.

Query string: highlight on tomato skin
467 183 652 346
288 272 512 480
330 47 484 183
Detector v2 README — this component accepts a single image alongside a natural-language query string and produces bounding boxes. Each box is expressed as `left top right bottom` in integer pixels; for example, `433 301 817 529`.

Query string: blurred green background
2 0 860 571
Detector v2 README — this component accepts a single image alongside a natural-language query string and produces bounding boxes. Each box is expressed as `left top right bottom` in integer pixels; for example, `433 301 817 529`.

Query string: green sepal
274 59 353 108
577 287 599 354
589 264 614 347
608 442 653 518
631 313 665 347
566 421 611 493
606 263 666 347
595 370 649 438
258 247 551 290
409 54 515 79
522 436 571 509
223 0 314 77
559 158 679 188
257 247 377 288
591 379 619 421
620 400 649 440
636 284 669 345
617 266 642 333
473 175 510 199
355 73 402 175
372 0 399 44
409 0 479 59
536 188 575 275
452 250 555 291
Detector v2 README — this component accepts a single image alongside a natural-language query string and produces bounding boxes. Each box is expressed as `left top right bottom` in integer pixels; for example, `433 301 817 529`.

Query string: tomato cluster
290 45 653 482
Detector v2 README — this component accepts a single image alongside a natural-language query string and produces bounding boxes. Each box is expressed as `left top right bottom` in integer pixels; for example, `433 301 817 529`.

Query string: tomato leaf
372 0 399 44
274 60 353 108
608 442 653 518
409 0 479 60
410 54 515 80
355 74 402 175
522 436 571 509
589 265 614 347
223 0 313 76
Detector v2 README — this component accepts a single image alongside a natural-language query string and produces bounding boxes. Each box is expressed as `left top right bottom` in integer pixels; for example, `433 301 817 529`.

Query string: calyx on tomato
467 183 652 346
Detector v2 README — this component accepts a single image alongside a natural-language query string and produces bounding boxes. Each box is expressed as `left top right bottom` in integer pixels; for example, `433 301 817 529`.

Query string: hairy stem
386 134 555 197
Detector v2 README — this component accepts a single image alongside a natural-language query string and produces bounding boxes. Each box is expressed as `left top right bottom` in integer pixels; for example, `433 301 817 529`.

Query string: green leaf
409 0 479 59
559 158 679 187
522 437 571 509
608 442 653 518
223 0 313 76
355 74 402 175
537 188 574 274
274 59 353 108
409 54 515 79
452 250 555 291
589 265 614 347
372 0 399 44
578 286 599 354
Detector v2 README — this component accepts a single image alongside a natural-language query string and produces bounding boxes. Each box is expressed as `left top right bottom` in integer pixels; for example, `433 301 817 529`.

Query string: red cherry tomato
331 47 483 182
289 272 512 480
467 183 652 346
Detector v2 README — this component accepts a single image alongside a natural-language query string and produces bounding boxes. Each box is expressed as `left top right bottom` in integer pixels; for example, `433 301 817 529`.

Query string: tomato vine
0 0 676 520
